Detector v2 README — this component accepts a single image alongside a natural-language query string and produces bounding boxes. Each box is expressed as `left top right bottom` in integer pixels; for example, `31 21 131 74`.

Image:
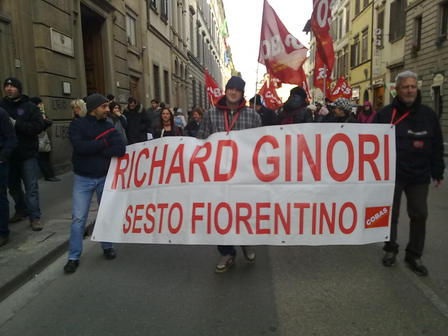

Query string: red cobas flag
258 0 308 85
311 0 335 94
331 76 352 100
204 70 222 105
258 80 283 110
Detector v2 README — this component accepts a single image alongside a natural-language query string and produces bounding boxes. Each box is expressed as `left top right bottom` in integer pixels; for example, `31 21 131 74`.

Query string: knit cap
334 98 352 113
225 76 245 92
86 93 109 112
4 77 22 93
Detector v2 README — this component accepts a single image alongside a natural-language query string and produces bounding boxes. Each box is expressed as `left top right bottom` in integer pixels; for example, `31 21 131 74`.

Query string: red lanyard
224 110 240 133
390 108 410 126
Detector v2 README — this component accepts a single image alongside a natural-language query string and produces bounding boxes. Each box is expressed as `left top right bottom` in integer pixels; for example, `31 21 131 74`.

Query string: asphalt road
0 183 447 336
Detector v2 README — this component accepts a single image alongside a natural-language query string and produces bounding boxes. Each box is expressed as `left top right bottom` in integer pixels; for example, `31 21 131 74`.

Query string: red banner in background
311 0 335 96
258 0 308 85
330 77 352 100
258 80 283 110
204 70 222 106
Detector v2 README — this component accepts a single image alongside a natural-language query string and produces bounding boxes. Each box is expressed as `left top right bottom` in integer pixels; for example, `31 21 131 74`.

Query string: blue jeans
68 174 112 260
8 158 41 220
0 162 9 237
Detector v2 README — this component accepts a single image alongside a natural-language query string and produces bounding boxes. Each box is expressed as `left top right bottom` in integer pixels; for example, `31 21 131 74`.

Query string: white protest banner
92 123 395 246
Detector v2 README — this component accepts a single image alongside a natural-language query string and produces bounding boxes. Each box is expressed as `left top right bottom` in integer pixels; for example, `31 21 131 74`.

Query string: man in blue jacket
64 93 126 274
0 106 17 247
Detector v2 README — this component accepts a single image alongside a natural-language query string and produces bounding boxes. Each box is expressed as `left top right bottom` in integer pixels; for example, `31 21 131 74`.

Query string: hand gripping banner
92 124 395 246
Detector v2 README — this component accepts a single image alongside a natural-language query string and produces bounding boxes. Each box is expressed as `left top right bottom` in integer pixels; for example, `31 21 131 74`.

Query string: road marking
402 266 448 319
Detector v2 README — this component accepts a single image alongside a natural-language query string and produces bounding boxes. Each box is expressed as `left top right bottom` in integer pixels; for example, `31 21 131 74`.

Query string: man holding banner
375 71 444 276
64 94 126 274
197 76 262 273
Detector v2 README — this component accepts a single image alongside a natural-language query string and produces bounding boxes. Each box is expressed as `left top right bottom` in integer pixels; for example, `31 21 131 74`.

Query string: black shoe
382 251 397 267
405 257 428 276
64 260 79 274
0 235 9 247
45 177 61 182
103 248 116 260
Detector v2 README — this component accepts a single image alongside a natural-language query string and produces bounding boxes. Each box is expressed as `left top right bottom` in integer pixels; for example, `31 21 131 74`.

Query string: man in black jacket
64 93 126 274
0 106 17 247
375 71 444 276
1 77 45 231
249 94 278 126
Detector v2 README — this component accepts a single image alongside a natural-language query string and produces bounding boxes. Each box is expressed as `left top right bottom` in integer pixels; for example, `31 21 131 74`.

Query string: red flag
258 80 283 110
204 70 222 106
330 76 352 100
311 0 335 95
258 0 308 85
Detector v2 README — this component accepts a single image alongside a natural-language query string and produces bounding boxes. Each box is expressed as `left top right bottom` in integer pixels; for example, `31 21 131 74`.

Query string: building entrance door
0 17 14 80
81 5 105 95
373 86 385 111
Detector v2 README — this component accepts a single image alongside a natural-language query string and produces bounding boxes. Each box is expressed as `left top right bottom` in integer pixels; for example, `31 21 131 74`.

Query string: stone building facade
0 0 233 170
405 0 448 141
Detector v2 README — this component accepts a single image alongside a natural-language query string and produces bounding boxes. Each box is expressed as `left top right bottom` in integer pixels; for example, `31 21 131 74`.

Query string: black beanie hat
86 93 109 112
4 77 23 93
249 94 263 106
289 86 307 99
225 76 245 92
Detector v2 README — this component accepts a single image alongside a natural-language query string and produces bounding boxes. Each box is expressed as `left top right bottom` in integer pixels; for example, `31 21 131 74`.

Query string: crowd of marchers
0 70 444 278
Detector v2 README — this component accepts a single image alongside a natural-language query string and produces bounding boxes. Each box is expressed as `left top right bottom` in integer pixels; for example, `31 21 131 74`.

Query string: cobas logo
365 206 391 229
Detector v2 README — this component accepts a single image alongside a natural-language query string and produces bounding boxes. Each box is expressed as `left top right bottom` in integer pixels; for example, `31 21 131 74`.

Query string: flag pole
323 65 327 101
254 63 259 107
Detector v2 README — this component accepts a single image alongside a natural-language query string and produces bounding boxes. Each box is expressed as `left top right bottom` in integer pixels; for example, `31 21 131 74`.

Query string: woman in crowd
327 98 357 123
185 107 203 137
71 99 87 119
30 97 60 182
154 107 183 138
357 101 377 123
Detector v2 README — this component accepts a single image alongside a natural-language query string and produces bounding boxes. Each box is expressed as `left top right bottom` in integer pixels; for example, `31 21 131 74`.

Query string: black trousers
383 181 429 258
38 152 56 179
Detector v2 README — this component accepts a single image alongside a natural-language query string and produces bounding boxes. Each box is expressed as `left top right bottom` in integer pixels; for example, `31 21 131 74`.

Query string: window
338 15 343 40
163 70 170 104
161 0 168 21
199 82 203 108
440 2 448 37
361 28 368 62
413 16 422 52
389 0 406 42
343 46 349 76
345 6 350 33
196 23 201 58
192 78 197 107
126 14 136 46
153 64 160 101
377 10 384 48
363 0 369 9
149 0 157 10
355 0 360 16
351 35 360 67
190 14 194 50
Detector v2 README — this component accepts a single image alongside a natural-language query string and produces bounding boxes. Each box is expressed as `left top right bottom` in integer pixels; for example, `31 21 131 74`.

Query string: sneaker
242 246 256 262
215 254 235 273
64 260 79 274
30 219 43 231
9 213 26 223
103 248 117 260
382 251 397 267
0 235 9 247
405 257 428 276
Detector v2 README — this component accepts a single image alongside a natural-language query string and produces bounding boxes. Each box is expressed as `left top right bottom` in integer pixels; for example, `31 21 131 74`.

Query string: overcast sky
222 0 314 97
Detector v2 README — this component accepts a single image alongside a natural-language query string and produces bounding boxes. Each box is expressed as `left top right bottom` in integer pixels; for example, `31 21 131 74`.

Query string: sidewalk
0 172 98 301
